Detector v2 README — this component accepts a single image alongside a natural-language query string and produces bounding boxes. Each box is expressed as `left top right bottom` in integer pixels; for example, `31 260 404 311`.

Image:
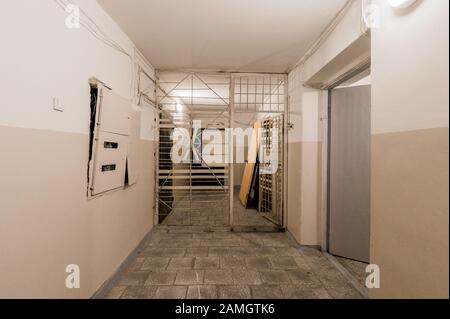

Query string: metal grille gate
155 72 287 228
156 72 231 226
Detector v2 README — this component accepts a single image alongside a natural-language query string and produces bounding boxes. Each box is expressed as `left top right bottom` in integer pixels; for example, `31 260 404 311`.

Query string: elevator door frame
320 66 371 258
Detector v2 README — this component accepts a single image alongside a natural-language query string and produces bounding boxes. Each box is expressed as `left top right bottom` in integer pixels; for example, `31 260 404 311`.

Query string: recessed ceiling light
176 103 184 112
388 0 417 10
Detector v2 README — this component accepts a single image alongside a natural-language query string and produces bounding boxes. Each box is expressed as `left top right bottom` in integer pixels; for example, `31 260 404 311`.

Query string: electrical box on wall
88 81 132 196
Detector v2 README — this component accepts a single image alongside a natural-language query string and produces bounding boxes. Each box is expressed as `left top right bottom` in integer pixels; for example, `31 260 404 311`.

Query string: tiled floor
162 189 277 229
336 256 368 288
104 227 363 299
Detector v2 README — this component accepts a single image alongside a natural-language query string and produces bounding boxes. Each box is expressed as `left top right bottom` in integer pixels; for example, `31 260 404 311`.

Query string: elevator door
329 85 371 263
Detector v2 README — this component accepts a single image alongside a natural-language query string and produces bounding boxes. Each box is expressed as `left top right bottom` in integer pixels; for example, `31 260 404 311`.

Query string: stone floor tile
287 269 323 287
282 284 332 299
323 283 362 299
141 257 170 270
229 247 256 256
250 285 284 299
144 271 177 286
269 256 298 269
259 270 292 285
218 286 251 299
232 269 262 285
208 247 230 256
280 284 324 299
200 239 223 247
154 286 187 299
194 257 220 269
118 271 150 286
262 238 290 247
293 256 312 270
167 257 194 269
126 257 146 271
276 247 303 257
245 256 271 269
162 248 186 257
220 256 246 269
254 247 278 256
204 269 234 285
139 247 165 257
174 270 204 285
185 247 208 257
121 286 158 299
187 285 218 299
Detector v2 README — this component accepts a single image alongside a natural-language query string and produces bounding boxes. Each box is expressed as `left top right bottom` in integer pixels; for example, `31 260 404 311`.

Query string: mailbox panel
91 131 128 196
98 86 131 136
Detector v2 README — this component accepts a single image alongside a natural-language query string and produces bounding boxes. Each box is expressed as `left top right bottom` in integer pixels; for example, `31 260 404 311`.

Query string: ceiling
98 0 348 73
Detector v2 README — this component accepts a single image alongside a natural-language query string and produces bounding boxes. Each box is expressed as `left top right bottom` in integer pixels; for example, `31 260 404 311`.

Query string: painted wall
370 0 449 298
0 0 157 298
287 0 364 246
287 68 324 245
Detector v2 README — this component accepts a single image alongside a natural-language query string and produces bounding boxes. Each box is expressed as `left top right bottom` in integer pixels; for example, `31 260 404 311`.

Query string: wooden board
239 121 261 206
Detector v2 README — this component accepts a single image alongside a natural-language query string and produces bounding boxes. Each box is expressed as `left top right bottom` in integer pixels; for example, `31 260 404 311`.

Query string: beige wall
370 0 449 298
287 67 325 246
0 126 156 298
0 0 157 298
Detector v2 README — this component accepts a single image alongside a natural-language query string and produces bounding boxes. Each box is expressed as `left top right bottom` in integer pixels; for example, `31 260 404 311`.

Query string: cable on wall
53 0 131 58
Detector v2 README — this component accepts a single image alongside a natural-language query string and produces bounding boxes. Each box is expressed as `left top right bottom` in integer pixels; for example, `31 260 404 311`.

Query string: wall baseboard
91 227 156 299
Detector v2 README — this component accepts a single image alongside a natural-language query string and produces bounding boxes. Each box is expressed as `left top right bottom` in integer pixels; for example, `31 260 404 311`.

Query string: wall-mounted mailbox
98 86 131 136
89 82 131 196
90 131 128 195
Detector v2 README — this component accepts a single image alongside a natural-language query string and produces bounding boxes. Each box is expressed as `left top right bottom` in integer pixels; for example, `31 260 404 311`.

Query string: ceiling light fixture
388 0 417 10
176 103 184 112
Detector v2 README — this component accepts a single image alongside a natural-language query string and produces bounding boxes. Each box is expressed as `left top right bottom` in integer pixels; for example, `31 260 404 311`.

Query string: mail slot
101 164 116 172
104 141 119 149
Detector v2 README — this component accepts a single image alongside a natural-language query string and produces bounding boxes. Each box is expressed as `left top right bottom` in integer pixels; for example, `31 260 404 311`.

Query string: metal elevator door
329 85 371 263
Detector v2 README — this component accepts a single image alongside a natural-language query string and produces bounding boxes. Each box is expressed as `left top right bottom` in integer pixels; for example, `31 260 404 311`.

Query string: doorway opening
326 68 371 286
232 74 287 231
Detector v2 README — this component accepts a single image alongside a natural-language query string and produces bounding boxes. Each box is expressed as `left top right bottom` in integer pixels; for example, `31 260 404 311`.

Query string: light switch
53 97 64 112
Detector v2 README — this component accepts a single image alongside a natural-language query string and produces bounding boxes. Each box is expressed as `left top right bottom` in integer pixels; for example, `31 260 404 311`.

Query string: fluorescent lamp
388 0 417 9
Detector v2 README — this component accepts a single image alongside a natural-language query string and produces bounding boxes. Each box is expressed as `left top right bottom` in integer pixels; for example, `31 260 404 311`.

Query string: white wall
0 0 157 298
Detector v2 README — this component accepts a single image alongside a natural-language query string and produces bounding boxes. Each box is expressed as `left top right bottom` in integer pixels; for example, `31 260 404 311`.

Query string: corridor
0 0 447 301
104 228 362 299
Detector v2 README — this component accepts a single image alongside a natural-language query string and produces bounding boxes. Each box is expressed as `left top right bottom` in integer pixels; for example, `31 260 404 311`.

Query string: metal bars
155 71 287 229
156 72 231 226
234 75 286 113
259 115 284 226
